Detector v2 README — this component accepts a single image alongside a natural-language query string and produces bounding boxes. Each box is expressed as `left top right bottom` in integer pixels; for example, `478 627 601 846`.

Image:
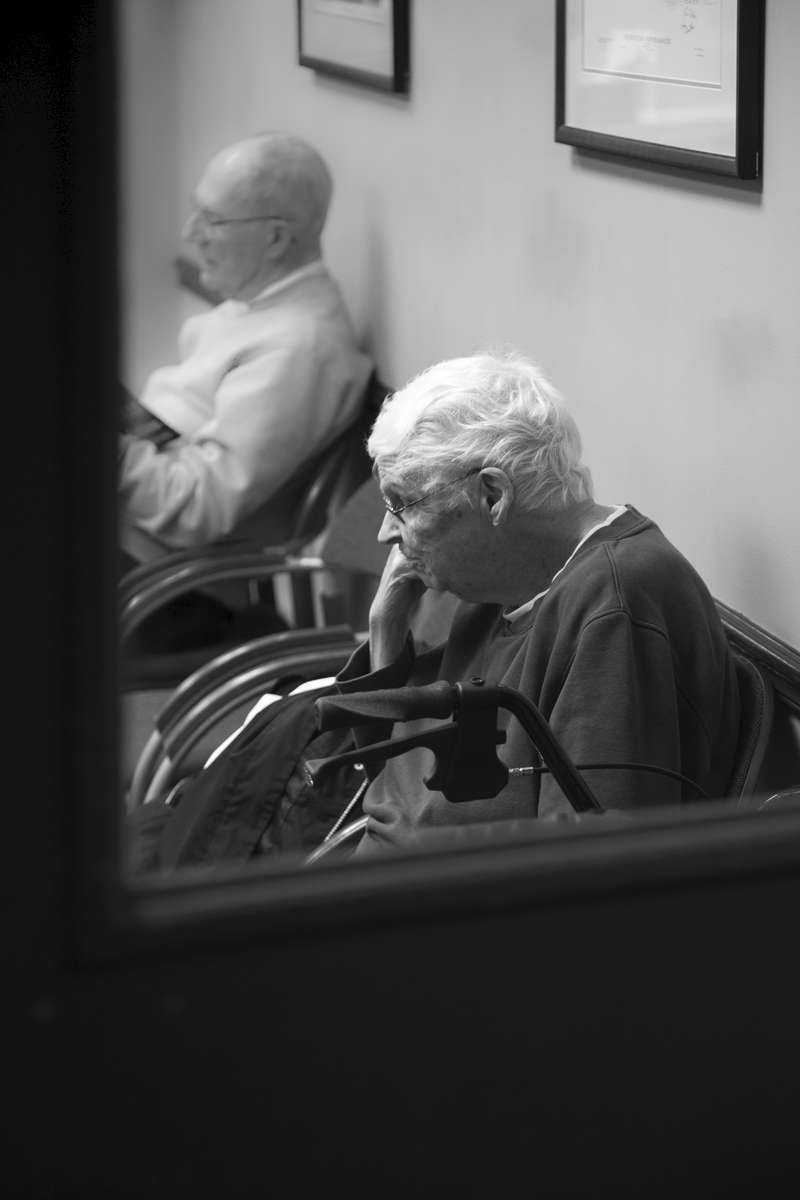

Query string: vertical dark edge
63 0 126 959
296 0 304 67
1 11 82 972
393 0 411 95
554 0 567 137
735 0 766 180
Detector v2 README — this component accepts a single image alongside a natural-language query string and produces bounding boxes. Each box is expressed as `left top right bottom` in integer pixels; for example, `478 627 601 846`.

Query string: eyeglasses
187 205 286 230
381 469 482 519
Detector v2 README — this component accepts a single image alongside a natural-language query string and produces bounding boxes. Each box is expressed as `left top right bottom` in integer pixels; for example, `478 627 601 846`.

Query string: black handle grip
316 680 457 730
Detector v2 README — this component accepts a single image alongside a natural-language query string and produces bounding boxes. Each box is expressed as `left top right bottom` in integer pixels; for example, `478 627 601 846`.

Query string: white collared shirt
231 259 326 312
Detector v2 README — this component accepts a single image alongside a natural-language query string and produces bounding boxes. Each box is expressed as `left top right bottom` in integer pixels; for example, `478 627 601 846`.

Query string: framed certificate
297 0 410 94
555 0 765 179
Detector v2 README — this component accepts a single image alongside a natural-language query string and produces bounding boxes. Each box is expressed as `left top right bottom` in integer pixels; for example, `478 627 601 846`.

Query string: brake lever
304 715 508 803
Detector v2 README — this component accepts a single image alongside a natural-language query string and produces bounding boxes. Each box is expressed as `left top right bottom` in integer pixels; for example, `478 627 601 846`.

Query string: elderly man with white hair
332 350 741 853
119 132 372 647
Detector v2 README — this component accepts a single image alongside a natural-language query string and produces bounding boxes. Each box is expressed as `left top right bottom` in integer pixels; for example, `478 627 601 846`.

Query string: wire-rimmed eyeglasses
381 469 482 520
187 204 287 230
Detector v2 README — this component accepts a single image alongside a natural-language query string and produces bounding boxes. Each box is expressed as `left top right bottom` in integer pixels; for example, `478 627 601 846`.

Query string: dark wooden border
297 0 410 95
555 0 765 180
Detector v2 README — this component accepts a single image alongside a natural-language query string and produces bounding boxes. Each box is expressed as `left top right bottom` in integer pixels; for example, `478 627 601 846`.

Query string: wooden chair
728 651 774 803
121 474 392 801
716 601 800 809
126 630 359 812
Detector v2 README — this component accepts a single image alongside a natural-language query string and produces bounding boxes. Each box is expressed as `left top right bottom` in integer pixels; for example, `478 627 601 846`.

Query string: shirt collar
503 505 629 625
241 259 325 308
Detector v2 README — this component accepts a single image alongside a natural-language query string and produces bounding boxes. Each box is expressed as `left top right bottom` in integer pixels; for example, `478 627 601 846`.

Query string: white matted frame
555 0 764 179
297 0 410 94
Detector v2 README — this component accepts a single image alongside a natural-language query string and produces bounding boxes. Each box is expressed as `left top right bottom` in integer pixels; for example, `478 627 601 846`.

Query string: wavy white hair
367 350 593 513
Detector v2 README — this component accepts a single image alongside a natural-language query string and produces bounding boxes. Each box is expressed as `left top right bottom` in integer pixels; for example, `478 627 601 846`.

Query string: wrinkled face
182 158 281 301
377 471 496 601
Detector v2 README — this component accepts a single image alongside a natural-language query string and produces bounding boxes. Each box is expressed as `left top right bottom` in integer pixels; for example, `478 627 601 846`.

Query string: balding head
184 132 334 299
205 132 333 247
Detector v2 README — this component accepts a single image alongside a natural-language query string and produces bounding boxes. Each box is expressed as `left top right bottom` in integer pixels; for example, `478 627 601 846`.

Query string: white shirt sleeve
119 343 340 548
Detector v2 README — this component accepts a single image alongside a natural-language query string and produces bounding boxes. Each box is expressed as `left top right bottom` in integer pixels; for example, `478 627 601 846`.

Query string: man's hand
121 391 180 448
368 546 428 669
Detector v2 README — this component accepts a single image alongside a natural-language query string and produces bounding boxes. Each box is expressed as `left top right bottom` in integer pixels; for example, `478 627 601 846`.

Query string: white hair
367 350 594 512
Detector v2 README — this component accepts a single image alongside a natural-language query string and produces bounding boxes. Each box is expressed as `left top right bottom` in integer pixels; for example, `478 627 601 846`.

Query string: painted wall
119 0 800 646
117 0 184 388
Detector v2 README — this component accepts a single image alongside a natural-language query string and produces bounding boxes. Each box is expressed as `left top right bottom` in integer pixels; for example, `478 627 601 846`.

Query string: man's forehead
195 152 258 210
375 465 403 493
377 464 429 498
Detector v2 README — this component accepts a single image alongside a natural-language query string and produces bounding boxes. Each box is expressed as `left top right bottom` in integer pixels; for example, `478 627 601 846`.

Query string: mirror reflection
118 2 800 885
122 338 750 876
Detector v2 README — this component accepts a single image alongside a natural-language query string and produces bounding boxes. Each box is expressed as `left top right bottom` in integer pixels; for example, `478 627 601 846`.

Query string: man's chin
402 559 446 592
199 265 225 295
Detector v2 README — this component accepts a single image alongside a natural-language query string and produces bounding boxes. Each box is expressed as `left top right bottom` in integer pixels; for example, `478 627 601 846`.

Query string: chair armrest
119 538 306 608
154 625 357 741
120 553 330 641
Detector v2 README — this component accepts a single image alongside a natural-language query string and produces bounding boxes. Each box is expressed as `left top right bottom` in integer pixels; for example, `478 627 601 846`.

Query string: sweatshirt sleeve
538 609 688 816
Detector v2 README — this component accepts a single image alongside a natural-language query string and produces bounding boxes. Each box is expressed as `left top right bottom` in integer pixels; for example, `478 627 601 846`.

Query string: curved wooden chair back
728 651 774 803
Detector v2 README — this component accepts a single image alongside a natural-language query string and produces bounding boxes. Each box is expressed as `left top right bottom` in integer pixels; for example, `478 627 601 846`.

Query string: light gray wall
119 0 800 645
117 0 185 391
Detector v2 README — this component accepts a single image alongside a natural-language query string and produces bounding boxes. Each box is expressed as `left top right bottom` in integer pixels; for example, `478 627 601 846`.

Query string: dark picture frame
555 0 765 179
297 0 410 94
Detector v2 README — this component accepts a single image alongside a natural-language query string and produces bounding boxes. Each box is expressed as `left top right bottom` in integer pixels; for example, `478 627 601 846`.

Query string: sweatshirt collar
503 504 630 625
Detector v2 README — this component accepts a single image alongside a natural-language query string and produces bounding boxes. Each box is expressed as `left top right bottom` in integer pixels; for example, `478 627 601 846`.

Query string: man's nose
182 211 202 243
377 511 402 544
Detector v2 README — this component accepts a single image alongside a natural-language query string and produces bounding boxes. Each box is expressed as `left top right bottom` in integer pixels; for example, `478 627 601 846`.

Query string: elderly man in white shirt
119 132 372 648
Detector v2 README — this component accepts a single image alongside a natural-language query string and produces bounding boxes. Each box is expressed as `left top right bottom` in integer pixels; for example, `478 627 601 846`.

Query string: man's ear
266 217 294 258
478 468 514 527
